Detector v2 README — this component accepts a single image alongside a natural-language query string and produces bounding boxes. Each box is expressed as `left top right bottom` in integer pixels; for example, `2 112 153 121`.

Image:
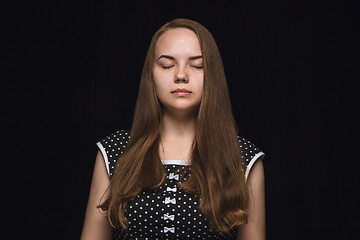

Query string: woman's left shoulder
237 136 265 180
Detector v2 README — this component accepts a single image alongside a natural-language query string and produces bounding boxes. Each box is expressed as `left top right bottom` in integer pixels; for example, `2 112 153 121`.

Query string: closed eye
191 65 203 69
161 65 175 69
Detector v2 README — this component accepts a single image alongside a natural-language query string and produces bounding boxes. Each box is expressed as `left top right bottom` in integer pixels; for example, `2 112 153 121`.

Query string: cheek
155 84 167 99
198 84 204 101
153 72 169 101
153 77 165 90
195 75 204 96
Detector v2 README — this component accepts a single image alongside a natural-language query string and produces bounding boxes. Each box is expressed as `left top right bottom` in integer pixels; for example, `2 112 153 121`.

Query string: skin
81 27 266 240
153 28 204 119
153 28 204 160
237 159 266 239
81 151 112 239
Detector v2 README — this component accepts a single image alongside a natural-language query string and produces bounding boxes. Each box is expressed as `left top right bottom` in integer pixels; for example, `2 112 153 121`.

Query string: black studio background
4 0 359 239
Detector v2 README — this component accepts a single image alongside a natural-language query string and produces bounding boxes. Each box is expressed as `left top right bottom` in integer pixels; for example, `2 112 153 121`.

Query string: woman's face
153 28 204 116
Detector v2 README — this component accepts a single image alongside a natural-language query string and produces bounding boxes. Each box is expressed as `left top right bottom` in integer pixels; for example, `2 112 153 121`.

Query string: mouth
171 88 192 96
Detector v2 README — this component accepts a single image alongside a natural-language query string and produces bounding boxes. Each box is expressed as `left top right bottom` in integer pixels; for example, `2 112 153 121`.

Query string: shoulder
96 130 131 178
237 136 265 181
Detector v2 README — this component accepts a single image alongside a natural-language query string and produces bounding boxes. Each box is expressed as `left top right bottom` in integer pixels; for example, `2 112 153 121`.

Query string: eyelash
161 65 203 69
192 66 203 69
162 65 174 69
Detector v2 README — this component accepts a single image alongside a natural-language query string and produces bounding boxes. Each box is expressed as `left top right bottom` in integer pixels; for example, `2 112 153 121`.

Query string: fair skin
81 151 112 239
153 28 204 159
237 159 266 240
81 27 265 239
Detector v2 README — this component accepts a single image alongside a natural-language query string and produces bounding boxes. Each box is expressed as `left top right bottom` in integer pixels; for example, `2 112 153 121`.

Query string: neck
160 109 197 141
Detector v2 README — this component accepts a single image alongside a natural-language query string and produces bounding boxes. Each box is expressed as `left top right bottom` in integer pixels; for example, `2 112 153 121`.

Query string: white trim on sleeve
245 152 265 181
96 141 110 177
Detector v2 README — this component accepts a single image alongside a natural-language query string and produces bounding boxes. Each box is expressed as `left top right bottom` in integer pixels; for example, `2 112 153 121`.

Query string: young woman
81 18 265 240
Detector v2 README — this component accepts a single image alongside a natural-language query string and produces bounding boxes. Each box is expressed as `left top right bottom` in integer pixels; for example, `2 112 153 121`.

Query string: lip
171 88 192 96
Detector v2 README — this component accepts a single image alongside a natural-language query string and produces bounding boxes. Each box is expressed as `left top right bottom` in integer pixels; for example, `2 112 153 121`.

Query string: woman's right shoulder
96 130 131 177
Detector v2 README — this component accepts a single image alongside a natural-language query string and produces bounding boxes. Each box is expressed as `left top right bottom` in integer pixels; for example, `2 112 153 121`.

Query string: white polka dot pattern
97 130 265 239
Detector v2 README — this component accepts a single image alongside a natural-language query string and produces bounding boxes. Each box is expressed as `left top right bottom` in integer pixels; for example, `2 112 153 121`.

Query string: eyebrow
189 55 203 60
157 55 203 60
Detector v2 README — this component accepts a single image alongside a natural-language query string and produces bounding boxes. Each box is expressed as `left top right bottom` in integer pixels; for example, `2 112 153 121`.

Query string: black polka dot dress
96 130 265 240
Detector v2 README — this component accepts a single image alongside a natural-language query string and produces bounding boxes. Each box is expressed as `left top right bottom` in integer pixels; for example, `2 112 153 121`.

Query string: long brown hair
99 18 249 232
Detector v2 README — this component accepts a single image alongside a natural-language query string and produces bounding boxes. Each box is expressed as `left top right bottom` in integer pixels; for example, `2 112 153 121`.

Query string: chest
114 165 236 239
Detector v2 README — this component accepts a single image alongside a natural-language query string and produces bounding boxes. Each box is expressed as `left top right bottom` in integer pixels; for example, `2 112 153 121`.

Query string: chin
163 104 200 116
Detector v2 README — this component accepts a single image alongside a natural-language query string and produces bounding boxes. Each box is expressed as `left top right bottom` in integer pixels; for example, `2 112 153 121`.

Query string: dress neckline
161 160 190 166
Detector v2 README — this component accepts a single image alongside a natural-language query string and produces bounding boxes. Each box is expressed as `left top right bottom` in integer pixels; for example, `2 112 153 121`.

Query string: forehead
155 28 202 57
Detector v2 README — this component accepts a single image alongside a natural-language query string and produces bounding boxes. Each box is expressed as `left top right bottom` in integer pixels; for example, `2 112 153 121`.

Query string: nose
174 65 189 83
